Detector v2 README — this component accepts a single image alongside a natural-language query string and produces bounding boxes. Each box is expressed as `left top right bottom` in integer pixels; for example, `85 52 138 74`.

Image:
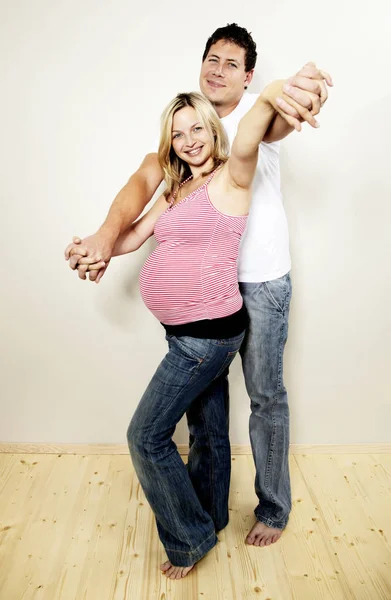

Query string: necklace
169 174 193 207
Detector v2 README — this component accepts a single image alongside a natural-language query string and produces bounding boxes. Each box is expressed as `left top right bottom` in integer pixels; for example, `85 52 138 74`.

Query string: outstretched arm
65 153 164 281
228 79 319 189
74 194 169 280
111 194 168 256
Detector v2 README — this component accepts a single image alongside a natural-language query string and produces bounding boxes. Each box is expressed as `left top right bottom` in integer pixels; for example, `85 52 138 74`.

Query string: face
171 106 214 169
199 40 254 111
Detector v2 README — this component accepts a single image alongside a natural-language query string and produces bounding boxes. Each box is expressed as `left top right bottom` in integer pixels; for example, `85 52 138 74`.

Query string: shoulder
224 93 259 125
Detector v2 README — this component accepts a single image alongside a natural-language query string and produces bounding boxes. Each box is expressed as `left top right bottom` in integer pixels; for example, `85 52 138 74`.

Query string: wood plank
1 453 390 599
0 454 59 596
295 454 391 599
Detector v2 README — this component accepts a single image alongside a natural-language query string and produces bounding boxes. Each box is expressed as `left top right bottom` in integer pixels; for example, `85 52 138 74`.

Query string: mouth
185 147 203 156
207 80 226 89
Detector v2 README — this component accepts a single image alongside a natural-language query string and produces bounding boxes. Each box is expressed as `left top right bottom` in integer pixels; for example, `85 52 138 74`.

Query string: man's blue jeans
239 272 292 529
127 331 245 567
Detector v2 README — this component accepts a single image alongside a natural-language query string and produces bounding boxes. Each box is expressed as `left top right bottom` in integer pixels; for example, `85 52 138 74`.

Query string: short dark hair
202 23 257 72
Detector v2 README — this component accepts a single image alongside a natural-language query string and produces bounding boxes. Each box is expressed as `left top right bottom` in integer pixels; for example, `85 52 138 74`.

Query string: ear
244 69 255 89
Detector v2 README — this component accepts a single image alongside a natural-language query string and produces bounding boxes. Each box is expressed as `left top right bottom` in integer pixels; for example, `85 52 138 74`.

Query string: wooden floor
0 453 390 600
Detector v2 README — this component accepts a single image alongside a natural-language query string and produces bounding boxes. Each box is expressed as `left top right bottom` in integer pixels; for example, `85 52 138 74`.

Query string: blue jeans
127 331 245 567
239 273 292 529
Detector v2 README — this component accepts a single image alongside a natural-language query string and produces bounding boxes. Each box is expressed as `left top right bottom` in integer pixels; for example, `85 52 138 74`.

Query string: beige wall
1 0 390 445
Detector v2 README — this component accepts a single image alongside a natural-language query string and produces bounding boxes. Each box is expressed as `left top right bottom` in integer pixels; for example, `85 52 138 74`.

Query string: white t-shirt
220 93 290 283
151 92 291 283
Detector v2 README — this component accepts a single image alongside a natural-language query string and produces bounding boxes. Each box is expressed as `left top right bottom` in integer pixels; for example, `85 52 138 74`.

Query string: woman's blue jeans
127 331 245 567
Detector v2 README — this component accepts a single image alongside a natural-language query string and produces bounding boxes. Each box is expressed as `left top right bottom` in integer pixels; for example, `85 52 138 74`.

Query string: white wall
1 0 390 445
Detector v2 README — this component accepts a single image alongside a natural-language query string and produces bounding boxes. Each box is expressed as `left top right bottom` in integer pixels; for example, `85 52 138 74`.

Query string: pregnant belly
139 248 201 314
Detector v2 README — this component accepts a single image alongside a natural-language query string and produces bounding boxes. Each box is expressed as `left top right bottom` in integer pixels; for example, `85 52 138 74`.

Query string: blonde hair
158 92 229 200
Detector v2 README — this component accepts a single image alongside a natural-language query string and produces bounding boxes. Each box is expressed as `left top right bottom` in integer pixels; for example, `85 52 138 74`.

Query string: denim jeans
127 331 245 567
239 272 292 529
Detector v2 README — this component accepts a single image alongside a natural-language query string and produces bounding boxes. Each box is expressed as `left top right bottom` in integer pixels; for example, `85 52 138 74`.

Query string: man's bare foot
160 560 195 579
245 521 283 547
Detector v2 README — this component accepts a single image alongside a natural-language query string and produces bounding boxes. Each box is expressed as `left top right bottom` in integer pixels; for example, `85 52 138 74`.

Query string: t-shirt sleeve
259 140 280 174
261 139 280 154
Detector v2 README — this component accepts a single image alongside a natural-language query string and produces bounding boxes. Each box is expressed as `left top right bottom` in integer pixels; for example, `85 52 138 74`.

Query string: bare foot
245 521 283 547
160 560 195 579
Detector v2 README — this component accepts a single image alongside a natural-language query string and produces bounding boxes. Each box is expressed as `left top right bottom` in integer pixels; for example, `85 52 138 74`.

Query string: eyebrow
208 54 239 64
172 122 201 133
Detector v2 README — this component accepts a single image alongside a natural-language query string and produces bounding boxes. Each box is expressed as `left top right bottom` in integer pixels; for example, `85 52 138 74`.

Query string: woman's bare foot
160 560 195 579
245 521 283 547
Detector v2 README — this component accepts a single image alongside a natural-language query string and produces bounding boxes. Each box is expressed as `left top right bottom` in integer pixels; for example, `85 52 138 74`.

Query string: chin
184 153 210 168
207 89 226 104
185 157 205 167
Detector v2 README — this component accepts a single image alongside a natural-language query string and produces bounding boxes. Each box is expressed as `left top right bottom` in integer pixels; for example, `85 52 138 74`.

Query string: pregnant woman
73 84 312 578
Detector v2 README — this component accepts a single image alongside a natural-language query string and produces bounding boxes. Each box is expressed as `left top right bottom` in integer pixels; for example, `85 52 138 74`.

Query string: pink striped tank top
139 169 248 325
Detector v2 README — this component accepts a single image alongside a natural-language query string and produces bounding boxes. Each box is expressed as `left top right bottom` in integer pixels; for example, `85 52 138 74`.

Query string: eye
172 133 182 139
228 63 237 68
193 126 203 132
208 58 218 63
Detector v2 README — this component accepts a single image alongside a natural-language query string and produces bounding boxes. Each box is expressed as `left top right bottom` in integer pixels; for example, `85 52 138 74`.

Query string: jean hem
165 531 218 567
254 510 288 531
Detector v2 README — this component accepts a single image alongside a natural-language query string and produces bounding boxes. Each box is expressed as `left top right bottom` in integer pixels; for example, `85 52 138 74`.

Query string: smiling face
171 106 214 170
199 40 254 116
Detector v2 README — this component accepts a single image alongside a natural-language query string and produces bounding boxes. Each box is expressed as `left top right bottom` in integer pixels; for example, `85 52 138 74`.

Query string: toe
259 536 267 547
160 561 171 572
254 536 263 547
166 566 176 578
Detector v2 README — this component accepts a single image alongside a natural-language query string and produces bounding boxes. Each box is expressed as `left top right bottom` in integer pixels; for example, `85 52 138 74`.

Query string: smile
186 147 203 156
207 80 226 89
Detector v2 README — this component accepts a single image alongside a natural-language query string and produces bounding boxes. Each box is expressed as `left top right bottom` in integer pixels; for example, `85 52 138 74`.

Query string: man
65 24 332 548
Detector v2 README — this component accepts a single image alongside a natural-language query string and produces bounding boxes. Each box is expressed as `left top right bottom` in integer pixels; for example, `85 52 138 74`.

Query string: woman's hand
262 80 319 132
67 236 109 282
263 63 333 132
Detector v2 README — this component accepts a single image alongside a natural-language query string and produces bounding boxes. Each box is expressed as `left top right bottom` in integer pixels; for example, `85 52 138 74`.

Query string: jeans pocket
166 335 209 364
264 274 291 314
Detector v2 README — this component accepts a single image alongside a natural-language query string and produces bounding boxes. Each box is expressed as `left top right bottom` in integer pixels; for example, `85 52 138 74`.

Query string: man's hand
262 80 319 132
64 154 164 284
275 62 333 128
64 231 114 282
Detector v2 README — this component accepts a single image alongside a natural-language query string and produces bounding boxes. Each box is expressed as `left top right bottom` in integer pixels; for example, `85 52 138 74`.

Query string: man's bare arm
99 153 163 244
65 153 163 281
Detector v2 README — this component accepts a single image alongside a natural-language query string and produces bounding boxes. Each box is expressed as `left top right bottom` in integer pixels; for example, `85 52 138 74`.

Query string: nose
212 63 224 77
184 134 196 148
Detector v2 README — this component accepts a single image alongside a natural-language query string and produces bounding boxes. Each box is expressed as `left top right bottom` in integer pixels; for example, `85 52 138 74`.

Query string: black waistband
161 303 248 339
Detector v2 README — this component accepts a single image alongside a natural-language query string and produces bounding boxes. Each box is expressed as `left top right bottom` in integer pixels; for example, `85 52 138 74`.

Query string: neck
188 157 215 180
212 96 242 118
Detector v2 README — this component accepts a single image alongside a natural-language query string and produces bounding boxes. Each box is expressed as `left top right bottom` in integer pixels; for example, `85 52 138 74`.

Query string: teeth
188 148 201 155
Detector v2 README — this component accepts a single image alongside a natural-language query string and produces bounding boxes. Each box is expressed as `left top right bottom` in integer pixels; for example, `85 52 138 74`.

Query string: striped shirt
139 170 248 325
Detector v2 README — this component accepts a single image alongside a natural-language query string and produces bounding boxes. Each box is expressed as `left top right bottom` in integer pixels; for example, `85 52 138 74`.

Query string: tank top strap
170 166 220 206
205 166 220 186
